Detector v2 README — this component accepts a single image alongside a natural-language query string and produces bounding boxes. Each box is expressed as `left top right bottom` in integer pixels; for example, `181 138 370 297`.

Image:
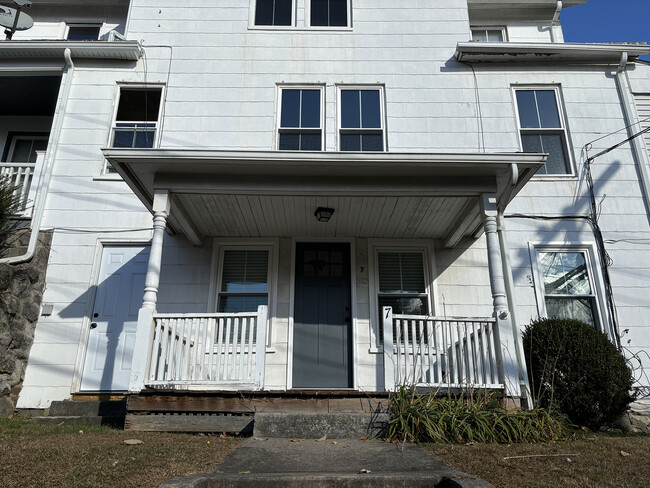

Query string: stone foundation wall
0 229 52 416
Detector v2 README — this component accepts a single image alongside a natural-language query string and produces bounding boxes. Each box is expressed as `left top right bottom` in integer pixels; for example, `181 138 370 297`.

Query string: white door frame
287 237 358 391
71 239 151 394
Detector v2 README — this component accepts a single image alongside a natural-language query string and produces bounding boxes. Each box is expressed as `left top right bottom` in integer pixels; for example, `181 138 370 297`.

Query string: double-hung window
278 88 322 151
112 87 162 149
217 249 270 314
515 88 572 175
6 134 48 163
375 250 430 343
339 88 385 151
310 0 349 27
254 0 293 26
534 249 600 328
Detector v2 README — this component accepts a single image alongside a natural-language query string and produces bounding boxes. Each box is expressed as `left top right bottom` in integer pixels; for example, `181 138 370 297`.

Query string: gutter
550 1 562 43
0 48 74 265
614 52 650 225
497 163 534 408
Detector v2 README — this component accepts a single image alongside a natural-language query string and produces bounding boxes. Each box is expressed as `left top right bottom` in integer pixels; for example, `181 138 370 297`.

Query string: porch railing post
254 305 268 390
129 190 170 393
480 193 521 399
382 306 395 392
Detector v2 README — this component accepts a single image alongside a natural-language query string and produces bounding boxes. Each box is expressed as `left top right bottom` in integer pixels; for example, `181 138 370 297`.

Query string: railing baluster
231 318 240 380
216 318 224 380
199 316 209 380
395 319 402 384
207 318 217 380
191 317 201 380
149 318 162 381
426 318 435 383
238 318 248 380
158 318 170 381
223 318 232 380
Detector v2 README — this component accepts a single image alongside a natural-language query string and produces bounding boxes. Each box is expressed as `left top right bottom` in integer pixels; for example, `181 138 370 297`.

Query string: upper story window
515 88 571 175
66 24 102 41
339 88 385 151
6 134 48 163
310 0 349 27
111 87 162 149
278 87 323 151
471 27 506 42
254 0 293 26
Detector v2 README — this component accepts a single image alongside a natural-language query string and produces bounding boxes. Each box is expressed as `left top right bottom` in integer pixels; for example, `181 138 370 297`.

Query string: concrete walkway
160 437 494 487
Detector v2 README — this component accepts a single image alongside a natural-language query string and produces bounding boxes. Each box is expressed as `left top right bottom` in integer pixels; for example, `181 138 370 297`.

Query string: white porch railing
0 162 35 214
145 306 268 390
382 307 503 391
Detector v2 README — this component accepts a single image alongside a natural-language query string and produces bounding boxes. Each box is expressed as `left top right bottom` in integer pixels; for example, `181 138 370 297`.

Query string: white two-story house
3 0 649 419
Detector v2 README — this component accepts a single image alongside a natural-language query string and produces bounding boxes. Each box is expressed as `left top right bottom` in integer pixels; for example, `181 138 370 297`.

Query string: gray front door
293 242 353 388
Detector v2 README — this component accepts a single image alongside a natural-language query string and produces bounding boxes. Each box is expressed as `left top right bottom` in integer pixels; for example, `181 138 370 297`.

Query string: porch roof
103 149 546 248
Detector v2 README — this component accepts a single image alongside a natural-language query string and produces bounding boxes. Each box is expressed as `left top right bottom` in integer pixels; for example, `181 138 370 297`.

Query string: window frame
210 240 278 349
276 84 325 151
5 133 49 163
337 85 387 152
65 23 103 41
529 243 612 338
512 85 574 177
103 84 165 174
249 0 296 28
470 26 507 42
306 0 352 29
368 240 436 350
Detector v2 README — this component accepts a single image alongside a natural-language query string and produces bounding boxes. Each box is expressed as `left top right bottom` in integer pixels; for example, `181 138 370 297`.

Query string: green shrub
523 318 634 430
386 386 572 444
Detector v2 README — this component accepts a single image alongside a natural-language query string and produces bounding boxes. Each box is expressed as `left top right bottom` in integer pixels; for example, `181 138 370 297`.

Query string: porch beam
129 190 170 393
169 194 203 246
442 199 480 248
480 193 521 399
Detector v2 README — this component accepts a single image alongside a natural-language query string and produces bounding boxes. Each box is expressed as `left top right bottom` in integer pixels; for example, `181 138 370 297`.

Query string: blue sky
561 0 650 60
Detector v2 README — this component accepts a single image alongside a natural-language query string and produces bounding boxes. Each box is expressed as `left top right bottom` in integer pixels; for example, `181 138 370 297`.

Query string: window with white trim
310 0 349 27
534 249 601 328
254 0 293 26
514 88 572 175
471 27 506 42
339 87 385 151
6 134 48 163
375 250 430 343
217 249 270 314
278 87 323 151
66 23 102 40
111 87 162 149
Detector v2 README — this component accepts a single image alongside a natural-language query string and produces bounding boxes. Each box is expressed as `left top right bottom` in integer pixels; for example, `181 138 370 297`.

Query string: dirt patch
424 433 650 488
0 417 243 488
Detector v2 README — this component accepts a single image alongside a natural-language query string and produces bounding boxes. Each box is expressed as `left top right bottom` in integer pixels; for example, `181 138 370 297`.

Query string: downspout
550 1 563 43
615 51 650 225
498 163 533 408
0 48 74 264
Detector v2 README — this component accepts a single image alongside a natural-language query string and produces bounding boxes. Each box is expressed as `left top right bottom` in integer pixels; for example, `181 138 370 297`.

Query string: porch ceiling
103 149 546 247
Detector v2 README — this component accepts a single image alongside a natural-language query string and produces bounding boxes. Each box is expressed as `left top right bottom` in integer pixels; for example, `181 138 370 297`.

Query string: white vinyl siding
635 94 650 159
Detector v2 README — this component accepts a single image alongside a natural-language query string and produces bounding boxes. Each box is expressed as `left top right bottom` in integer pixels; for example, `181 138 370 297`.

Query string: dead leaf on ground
620 451 631 457
332 441 338 445
253 437 269 441
238 471 251 474
123 439 144 446
316 436 327 442
360 436 368 440
360 469 371 474
291 438 305 442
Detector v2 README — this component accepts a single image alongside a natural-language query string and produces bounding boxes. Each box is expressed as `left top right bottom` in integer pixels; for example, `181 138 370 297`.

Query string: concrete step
159 438 494 488
253 412 389 439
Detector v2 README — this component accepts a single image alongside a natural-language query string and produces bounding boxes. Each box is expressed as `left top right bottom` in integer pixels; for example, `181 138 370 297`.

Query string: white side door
80 246 149 391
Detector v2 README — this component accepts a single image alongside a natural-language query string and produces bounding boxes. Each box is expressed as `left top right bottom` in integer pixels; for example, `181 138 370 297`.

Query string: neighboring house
2 0 649 414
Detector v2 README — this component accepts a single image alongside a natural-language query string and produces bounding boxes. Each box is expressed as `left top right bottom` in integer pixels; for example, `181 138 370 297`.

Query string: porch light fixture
314 207 334 223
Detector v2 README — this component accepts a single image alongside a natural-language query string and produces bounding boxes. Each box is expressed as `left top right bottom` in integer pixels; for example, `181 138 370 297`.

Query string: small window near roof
311 0 348 27
67 24 101 41
255 0 293 26
471 27 505 42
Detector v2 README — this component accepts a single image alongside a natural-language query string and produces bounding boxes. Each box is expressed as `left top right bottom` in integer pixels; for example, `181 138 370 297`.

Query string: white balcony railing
145 306 268 391
382 307 503 391
0 162 35 215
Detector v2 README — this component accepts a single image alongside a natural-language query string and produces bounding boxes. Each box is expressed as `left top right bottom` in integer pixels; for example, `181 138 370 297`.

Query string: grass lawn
424 432 650 488
0 417 243 488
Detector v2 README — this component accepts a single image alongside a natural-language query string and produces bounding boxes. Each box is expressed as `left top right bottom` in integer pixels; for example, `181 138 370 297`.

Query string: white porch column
129 190 170 393
480 193 521 400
